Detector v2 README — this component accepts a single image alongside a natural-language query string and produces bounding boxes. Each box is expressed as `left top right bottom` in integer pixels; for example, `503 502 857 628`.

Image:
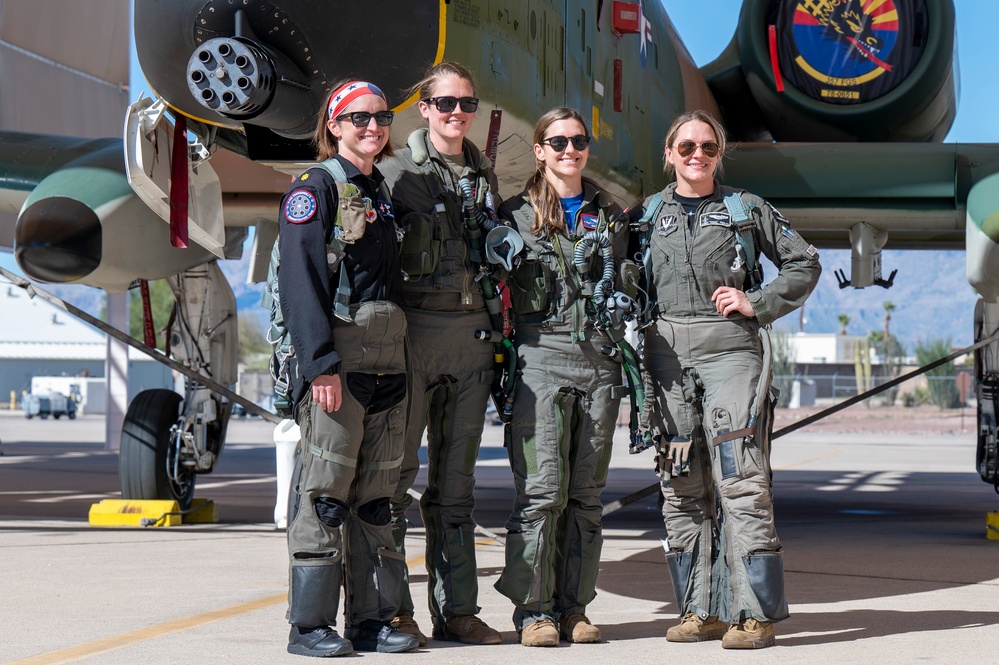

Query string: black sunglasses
335 110 395 127
423 96 480 113
541 134 591 152
674 140 720 158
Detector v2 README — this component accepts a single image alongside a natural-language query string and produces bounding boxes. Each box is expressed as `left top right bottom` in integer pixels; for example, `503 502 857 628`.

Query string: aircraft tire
120 389 195 510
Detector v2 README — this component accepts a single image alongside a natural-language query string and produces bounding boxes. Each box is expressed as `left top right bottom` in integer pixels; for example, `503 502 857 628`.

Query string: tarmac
1 409 998 664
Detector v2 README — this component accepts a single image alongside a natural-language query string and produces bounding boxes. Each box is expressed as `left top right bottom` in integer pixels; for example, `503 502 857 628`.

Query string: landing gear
117 260 239 510
974 299 999 492
120 389 195 509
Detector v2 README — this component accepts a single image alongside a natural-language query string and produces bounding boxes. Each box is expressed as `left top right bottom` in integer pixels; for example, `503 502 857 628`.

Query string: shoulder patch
581 213 599 231
284 189 318 223
766 202 790 226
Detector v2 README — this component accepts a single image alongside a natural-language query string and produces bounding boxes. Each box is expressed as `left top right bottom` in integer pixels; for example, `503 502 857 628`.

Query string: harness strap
723 192 762 290
710 426 755 447
334 263 352 322
309 444 403 471
309 444 357 468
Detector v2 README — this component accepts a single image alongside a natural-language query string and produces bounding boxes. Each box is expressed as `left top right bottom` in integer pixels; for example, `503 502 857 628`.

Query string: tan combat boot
721 618 776 649
434 614 503 645
558 613 602 643
520 618 560 647
665 613 728 642
390 614 428 647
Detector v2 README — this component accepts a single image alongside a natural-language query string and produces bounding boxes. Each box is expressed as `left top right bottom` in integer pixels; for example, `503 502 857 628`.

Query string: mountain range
38 246 979 356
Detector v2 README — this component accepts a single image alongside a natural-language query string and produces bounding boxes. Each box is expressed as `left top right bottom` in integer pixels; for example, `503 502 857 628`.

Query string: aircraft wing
722 142 999 299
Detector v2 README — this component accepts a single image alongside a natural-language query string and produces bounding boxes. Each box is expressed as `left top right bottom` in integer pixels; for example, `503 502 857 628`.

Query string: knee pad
313 497 349 528
356 497 391 526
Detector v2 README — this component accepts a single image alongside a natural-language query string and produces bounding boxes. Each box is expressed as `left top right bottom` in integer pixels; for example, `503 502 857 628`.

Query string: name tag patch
699 211 731 227
581 213 599 230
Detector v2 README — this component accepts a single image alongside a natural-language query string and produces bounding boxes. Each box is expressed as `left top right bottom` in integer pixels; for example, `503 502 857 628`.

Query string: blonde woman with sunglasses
635 110 820 650
378 61 504 647
494 107 628 647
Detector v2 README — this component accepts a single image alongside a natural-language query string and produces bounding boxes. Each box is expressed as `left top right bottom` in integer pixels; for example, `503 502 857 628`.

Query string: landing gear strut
117 261 238 507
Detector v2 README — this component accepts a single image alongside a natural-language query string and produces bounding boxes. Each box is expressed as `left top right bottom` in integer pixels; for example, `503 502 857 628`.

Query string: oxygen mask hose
458 178 496 263
573 231 615 308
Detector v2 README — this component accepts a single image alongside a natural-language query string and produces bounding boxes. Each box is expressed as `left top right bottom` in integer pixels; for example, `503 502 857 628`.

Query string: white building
788 332 868 364
0 278 173 412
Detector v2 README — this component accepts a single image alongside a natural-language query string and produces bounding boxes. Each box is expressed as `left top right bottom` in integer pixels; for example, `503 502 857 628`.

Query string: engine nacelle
14 142 237 293
711 0 957 142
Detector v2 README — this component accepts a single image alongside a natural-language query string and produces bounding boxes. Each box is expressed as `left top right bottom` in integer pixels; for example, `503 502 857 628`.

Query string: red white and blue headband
327 81 386 119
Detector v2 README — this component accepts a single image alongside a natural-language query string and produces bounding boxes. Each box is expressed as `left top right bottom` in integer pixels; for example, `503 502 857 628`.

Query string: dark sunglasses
674 140 720 158
423 96 480 113
541 134 591 152
335 110 395 127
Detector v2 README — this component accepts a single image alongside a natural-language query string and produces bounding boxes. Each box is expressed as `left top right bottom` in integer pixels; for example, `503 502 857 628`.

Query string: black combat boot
287 625 353 657
344 620 420 653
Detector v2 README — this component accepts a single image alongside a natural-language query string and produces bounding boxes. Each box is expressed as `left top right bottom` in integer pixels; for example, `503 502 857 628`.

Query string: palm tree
883 301 896 346
837 313 850 335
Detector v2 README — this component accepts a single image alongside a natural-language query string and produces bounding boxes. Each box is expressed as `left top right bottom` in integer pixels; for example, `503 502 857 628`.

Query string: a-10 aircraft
1 0 997 508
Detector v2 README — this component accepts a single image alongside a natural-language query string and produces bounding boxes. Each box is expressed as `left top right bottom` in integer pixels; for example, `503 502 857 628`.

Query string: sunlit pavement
1 412 996 664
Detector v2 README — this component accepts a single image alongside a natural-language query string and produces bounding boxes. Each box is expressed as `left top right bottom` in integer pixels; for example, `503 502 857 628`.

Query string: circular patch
777 0 927 105
284 190 317 223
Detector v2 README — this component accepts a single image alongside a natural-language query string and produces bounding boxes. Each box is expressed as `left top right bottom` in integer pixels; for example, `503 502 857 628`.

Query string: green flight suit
494 182 627 629
379 128 501 630
637 182 820 625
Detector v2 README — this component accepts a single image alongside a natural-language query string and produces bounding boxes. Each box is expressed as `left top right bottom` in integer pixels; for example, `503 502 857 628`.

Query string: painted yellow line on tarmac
9 593 287 665
10 553 430 665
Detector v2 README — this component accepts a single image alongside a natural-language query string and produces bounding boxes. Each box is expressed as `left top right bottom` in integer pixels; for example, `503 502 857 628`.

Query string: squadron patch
363 197 377 223
581 213 599 230
377 199 395 220
657 214 677 235
284 190 317 223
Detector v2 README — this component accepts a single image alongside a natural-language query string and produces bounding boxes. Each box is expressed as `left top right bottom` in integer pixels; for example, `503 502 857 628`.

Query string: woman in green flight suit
495 106 628 647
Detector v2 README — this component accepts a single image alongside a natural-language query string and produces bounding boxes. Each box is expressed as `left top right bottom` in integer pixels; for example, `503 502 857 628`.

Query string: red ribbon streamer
768 25 785 93
139 280 156 349
170 114 189 249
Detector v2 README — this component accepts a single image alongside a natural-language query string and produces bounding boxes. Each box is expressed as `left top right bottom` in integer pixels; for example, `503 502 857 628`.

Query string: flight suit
494 182 626 629
280 157 410 630
379 128 500 630
636 182 820 625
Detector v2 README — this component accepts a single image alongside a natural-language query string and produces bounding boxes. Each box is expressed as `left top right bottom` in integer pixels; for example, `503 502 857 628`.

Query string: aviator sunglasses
423 96 480 113
541 134 591 152
335 110 395 127
674 140 720 158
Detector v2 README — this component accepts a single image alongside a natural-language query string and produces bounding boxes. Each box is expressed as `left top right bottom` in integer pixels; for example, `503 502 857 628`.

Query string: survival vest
635 189 764 319
396 130 497 302
261 158 396 416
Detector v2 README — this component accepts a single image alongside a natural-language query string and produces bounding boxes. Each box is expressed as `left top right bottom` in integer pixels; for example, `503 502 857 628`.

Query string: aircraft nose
14 196 102 283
